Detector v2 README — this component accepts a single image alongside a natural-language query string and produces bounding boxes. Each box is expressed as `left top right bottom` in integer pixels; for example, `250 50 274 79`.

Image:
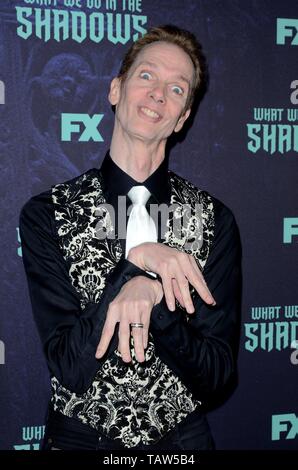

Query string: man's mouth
139 106 161 120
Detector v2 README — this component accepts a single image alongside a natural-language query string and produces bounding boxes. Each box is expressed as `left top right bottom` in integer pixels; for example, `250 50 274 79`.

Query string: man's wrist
127 246 143 269
151 279 163 305
129 276 163 305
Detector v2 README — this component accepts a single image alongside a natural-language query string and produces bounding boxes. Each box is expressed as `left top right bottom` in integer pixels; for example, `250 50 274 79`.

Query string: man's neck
109 128 167 183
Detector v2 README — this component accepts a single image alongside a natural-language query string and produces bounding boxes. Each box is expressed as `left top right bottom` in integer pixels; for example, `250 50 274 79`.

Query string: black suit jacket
20 168 241 401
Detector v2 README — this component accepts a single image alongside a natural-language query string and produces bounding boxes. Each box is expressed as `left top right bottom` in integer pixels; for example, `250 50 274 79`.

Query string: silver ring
130 322 144 329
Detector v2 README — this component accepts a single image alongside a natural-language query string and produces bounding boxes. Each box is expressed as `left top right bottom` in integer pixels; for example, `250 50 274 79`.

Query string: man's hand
128 242 216 313
95 276 163 363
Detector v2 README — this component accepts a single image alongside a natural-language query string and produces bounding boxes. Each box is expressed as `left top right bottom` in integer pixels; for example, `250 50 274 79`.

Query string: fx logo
61 113 104 142
276 18 298 45
272 414 298 440
283 218 298 243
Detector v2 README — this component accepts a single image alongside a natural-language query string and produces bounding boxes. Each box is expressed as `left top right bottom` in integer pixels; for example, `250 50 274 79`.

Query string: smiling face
109 41 194 145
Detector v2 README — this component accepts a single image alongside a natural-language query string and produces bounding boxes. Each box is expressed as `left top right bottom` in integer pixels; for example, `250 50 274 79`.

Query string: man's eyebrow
135 61 191 86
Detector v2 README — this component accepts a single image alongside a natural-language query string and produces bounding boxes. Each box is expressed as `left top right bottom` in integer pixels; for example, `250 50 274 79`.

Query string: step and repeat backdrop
0 0 297 450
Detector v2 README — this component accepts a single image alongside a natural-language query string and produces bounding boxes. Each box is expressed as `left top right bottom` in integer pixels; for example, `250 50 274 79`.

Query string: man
20 25 241 450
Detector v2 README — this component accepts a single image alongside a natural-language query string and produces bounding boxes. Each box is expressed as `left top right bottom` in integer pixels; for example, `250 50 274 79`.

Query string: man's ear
108 77 121 106
174 109 191 133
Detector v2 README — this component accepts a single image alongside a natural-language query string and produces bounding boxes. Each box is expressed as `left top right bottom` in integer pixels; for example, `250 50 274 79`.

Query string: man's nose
149 83 166 104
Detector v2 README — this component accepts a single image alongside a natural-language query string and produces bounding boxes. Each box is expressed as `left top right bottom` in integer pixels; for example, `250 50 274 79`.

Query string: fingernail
211 300 216 306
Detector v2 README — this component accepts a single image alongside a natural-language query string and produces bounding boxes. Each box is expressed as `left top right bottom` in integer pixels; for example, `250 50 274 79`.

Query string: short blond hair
118 24 207 110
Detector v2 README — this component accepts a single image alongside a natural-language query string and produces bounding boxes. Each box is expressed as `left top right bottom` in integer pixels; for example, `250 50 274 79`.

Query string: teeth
141 107 160 118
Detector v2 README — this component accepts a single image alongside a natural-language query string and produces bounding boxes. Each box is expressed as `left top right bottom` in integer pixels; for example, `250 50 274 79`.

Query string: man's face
109 41 194 144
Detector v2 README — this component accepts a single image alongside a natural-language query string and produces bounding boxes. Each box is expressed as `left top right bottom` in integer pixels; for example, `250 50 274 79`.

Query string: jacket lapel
52 168 214 309
52 169 122 308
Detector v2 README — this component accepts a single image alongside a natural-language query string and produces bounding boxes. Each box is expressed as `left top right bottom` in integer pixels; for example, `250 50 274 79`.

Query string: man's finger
118 321 131 363
95 320 116 359
189 255 203 276
175 272 195 313
143 329 149 350
131 324 145 363
141 315 150 350
161 275 176 311
188 257 216 305
172 278 186 308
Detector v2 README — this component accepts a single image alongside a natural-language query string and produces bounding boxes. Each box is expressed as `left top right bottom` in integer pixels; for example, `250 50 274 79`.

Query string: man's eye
140 71 152 80
172 85 184 95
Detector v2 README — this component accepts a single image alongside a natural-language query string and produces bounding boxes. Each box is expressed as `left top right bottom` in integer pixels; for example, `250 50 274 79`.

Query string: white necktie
125 185 157 258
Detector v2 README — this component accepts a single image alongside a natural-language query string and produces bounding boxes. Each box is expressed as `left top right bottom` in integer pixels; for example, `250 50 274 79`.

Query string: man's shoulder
168 169 214 203
52 167 100 192
20 188 52 224
20 168 99 221
169 170 237 224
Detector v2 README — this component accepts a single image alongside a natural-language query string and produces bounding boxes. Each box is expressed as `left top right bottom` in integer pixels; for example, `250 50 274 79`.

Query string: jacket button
48 438 53 444
137 365 148 378
178 348 185 355
158 313 163 320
